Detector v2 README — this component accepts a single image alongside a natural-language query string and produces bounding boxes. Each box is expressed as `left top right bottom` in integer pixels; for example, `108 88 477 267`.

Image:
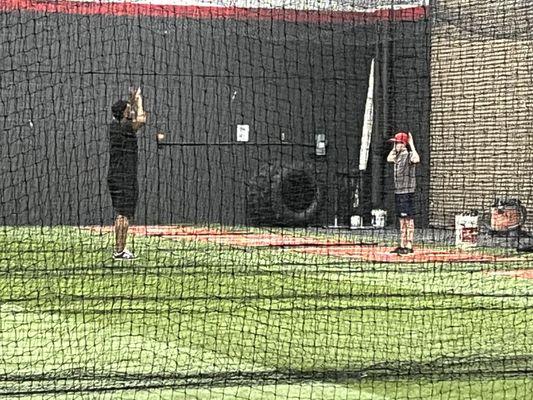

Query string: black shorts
108 179 138 219
395 193 415 218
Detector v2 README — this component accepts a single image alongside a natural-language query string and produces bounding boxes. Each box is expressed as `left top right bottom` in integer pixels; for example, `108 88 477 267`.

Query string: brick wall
430 0 533 227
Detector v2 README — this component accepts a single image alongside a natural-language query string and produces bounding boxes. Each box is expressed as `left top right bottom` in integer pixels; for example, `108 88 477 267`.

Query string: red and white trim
2 0 428 23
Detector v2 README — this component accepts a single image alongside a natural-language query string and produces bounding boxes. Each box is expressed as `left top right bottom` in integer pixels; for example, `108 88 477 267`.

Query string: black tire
247 162 323 226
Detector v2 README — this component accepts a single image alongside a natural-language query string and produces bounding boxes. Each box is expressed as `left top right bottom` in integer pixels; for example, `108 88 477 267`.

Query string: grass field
1 226 533 399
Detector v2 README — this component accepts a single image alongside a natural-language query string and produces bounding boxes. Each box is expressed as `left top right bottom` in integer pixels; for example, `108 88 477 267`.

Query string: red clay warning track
88 225 525 264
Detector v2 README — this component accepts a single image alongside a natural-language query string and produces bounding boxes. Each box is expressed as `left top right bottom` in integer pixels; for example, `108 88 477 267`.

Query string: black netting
1 1 533 399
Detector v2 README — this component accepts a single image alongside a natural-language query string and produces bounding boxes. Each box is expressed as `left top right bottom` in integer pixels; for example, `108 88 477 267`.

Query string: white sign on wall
236 124 249 142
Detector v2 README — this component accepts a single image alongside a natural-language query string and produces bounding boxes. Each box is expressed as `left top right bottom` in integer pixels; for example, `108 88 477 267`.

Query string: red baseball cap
388 131 409 145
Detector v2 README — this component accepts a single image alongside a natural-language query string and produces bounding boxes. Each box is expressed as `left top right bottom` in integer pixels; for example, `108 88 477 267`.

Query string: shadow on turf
3 355 533 396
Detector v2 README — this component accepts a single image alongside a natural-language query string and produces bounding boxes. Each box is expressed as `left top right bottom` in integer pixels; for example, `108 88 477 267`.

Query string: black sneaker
398 247 414 255
390 247 404 254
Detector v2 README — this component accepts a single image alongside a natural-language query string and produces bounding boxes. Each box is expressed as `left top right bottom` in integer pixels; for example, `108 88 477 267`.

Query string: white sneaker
113 249 136 260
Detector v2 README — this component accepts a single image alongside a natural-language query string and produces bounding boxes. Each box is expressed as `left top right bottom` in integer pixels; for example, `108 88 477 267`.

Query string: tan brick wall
430 0 533 227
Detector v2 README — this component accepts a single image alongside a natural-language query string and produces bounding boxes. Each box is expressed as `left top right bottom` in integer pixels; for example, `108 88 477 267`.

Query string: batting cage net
1 0 533 398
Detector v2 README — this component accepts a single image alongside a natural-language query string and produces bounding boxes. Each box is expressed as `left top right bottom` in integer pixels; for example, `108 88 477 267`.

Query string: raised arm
387 147 397 163
408 132 420 164
128 87 147 132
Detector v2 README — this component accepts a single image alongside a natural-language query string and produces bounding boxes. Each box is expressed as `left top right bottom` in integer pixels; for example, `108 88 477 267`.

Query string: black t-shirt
107 119 138 188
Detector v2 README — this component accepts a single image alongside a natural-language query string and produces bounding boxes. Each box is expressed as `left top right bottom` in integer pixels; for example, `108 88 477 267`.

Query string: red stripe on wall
1 0 427 23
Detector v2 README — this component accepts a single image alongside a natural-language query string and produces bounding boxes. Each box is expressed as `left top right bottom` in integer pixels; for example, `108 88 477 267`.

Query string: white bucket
455 215 479 248
371 209 387 228
350 215 362 228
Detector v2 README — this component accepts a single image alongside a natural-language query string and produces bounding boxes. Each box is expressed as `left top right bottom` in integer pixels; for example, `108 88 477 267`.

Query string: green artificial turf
1 226 533 399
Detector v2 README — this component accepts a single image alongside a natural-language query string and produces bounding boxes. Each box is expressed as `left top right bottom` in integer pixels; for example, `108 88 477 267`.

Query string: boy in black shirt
108 88 146 260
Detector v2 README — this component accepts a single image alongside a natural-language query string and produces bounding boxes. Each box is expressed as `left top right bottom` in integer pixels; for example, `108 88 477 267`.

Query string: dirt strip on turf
86 225 527 264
